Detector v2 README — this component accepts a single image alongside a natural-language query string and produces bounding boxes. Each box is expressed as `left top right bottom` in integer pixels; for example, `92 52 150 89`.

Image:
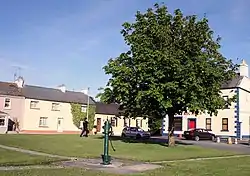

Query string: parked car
183 128 216 141
121 127 151 139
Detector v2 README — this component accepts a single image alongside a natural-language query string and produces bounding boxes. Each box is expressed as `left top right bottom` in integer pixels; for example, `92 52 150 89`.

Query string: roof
221 75 243 89
22 85 95 104
0 82 23 96
95 102 122 115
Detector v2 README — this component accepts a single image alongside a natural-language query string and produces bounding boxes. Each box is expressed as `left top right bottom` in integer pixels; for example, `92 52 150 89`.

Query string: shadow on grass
96 136 193 147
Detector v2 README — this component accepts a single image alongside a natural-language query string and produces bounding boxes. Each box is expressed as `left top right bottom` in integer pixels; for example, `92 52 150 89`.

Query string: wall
94 114 149 136
22 98 80 133
162 88 237 137
238 77 250 139
0 95 25 129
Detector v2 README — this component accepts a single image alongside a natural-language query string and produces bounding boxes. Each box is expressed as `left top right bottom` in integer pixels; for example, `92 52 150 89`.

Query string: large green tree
98 3 238 146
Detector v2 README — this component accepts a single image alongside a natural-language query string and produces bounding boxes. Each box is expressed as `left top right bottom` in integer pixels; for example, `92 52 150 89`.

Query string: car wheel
136 134 141 140
211 136 215 141
195 136 200 141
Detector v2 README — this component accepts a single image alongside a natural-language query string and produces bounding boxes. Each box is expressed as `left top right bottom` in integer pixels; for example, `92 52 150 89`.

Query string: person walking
80 118 89 137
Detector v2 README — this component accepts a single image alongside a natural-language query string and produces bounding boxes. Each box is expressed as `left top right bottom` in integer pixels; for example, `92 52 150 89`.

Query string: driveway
150 136 250 154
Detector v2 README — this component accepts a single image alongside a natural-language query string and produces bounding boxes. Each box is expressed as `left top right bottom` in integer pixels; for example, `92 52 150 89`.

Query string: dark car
183 128 215 141
121 127 151 139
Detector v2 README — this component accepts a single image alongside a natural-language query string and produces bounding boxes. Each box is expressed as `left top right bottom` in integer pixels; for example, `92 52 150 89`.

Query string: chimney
14 76 24 88
58 84 66 93
239 59 249 77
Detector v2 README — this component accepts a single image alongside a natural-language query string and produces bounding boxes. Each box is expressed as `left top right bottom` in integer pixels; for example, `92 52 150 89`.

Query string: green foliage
148 118 162 133
71 103 96 130
99 3 238 139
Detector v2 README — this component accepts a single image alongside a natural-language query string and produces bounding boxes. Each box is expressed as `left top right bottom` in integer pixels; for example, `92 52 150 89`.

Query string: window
111 117 118 127
4 98 11 109
0 117 5 126
222 118 228 131
205 118 212 131
81 105 87 112
52 103 60 111
136 119 140 127
39 117 48 127
123 117 128 127
135 119 143 127
174 117 182 131
223 96 229 109
30 101 39 109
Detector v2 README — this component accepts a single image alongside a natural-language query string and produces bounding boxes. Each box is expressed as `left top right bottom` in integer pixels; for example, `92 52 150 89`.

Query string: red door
188 119 196 129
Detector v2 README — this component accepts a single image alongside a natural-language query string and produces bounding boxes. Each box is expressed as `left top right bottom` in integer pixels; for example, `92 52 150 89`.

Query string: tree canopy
98 3 238 145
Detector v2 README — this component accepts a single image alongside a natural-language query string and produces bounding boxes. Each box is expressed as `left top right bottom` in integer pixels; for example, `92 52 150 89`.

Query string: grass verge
0 134 239 161
0 156 250 176
0 148 64 167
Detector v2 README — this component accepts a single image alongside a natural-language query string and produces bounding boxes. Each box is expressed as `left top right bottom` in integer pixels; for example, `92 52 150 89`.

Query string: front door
96 118 101 132
57 118 63 132
188 118 196 130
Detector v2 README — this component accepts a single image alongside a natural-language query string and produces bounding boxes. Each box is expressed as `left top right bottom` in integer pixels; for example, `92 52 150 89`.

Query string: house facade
95 102 149 136
162 60 250 139
0 81 25 133
19 83 95 134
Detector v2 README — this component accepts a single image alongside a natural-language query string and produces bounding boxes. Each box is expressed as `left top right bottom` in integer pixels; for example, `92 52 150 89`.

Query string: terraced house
0 77 95 134
0 77 149 135
162 60 250 139
0 80 25 133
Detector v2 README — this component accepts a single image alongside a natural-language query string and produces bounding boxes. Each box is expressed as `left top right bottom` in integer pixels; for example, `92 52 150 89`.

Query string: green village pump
101 119 115 165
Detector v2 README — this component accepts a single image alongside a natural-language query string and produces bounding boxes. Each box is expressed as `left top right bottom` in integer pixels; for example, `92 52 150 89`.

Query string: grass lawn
0 134 239 162
1 156 250 176
0 148 63 166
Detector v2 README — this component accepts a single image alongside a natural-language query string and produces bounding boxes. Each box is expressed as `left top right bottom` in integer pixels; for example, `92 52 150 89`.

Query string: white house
162 59 250 139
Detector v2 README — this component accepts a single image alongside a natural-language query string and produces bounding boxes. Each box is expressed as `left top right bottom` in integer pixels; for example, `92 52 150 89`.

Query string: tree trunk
167 113 175 147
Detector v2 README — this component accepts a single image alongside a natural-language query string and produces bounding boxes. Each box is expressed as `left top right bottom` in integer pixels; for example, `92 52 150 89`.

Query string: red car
183 128 216 141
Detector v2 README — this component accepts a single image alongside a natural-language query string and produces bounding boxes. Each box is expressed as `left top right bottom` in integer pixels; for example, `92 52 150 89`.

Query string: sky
0 0 250 98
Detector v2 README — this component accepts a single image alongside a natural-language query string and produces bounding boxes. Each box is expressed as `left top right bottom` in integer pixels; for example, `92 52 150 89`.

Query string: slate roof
0 82 23 96
221 74 243 89
22 85 95 104
95 102 122 115
0 81 95 105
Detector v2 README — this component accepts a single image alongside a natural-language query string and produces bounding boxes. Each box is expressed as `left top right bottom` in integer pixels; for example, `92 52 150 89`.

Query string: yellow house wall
94 114 149 136
22 98 79 132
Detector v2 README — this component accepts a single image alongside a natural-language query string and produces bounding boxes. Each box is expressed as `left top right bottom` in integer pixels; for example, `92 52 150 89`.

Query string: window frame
30 101 39 109
221 118 228 131
0 116 6 126
223 96 230 109
205 118 212 131
4 98 11 109
174 117 182 131
39 117 48 127
123 117 128 127
51 103 60 111
81 105 87 113
136 119 140 127
111 117 118 127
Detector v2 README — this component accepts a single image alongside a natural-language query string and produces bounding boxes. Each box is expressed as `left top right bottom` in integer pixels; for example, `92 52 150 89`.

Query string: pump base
101 154 111 165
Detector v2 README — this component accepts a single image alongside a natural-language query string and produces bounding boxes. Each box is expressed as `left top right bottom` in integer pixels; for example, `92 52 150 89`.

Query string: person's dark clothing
80 121 89 137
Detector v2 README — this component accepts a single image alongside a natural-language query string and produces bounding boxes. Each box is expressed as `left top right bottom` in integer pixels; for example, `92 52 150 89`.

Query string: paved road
150 136 250 154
